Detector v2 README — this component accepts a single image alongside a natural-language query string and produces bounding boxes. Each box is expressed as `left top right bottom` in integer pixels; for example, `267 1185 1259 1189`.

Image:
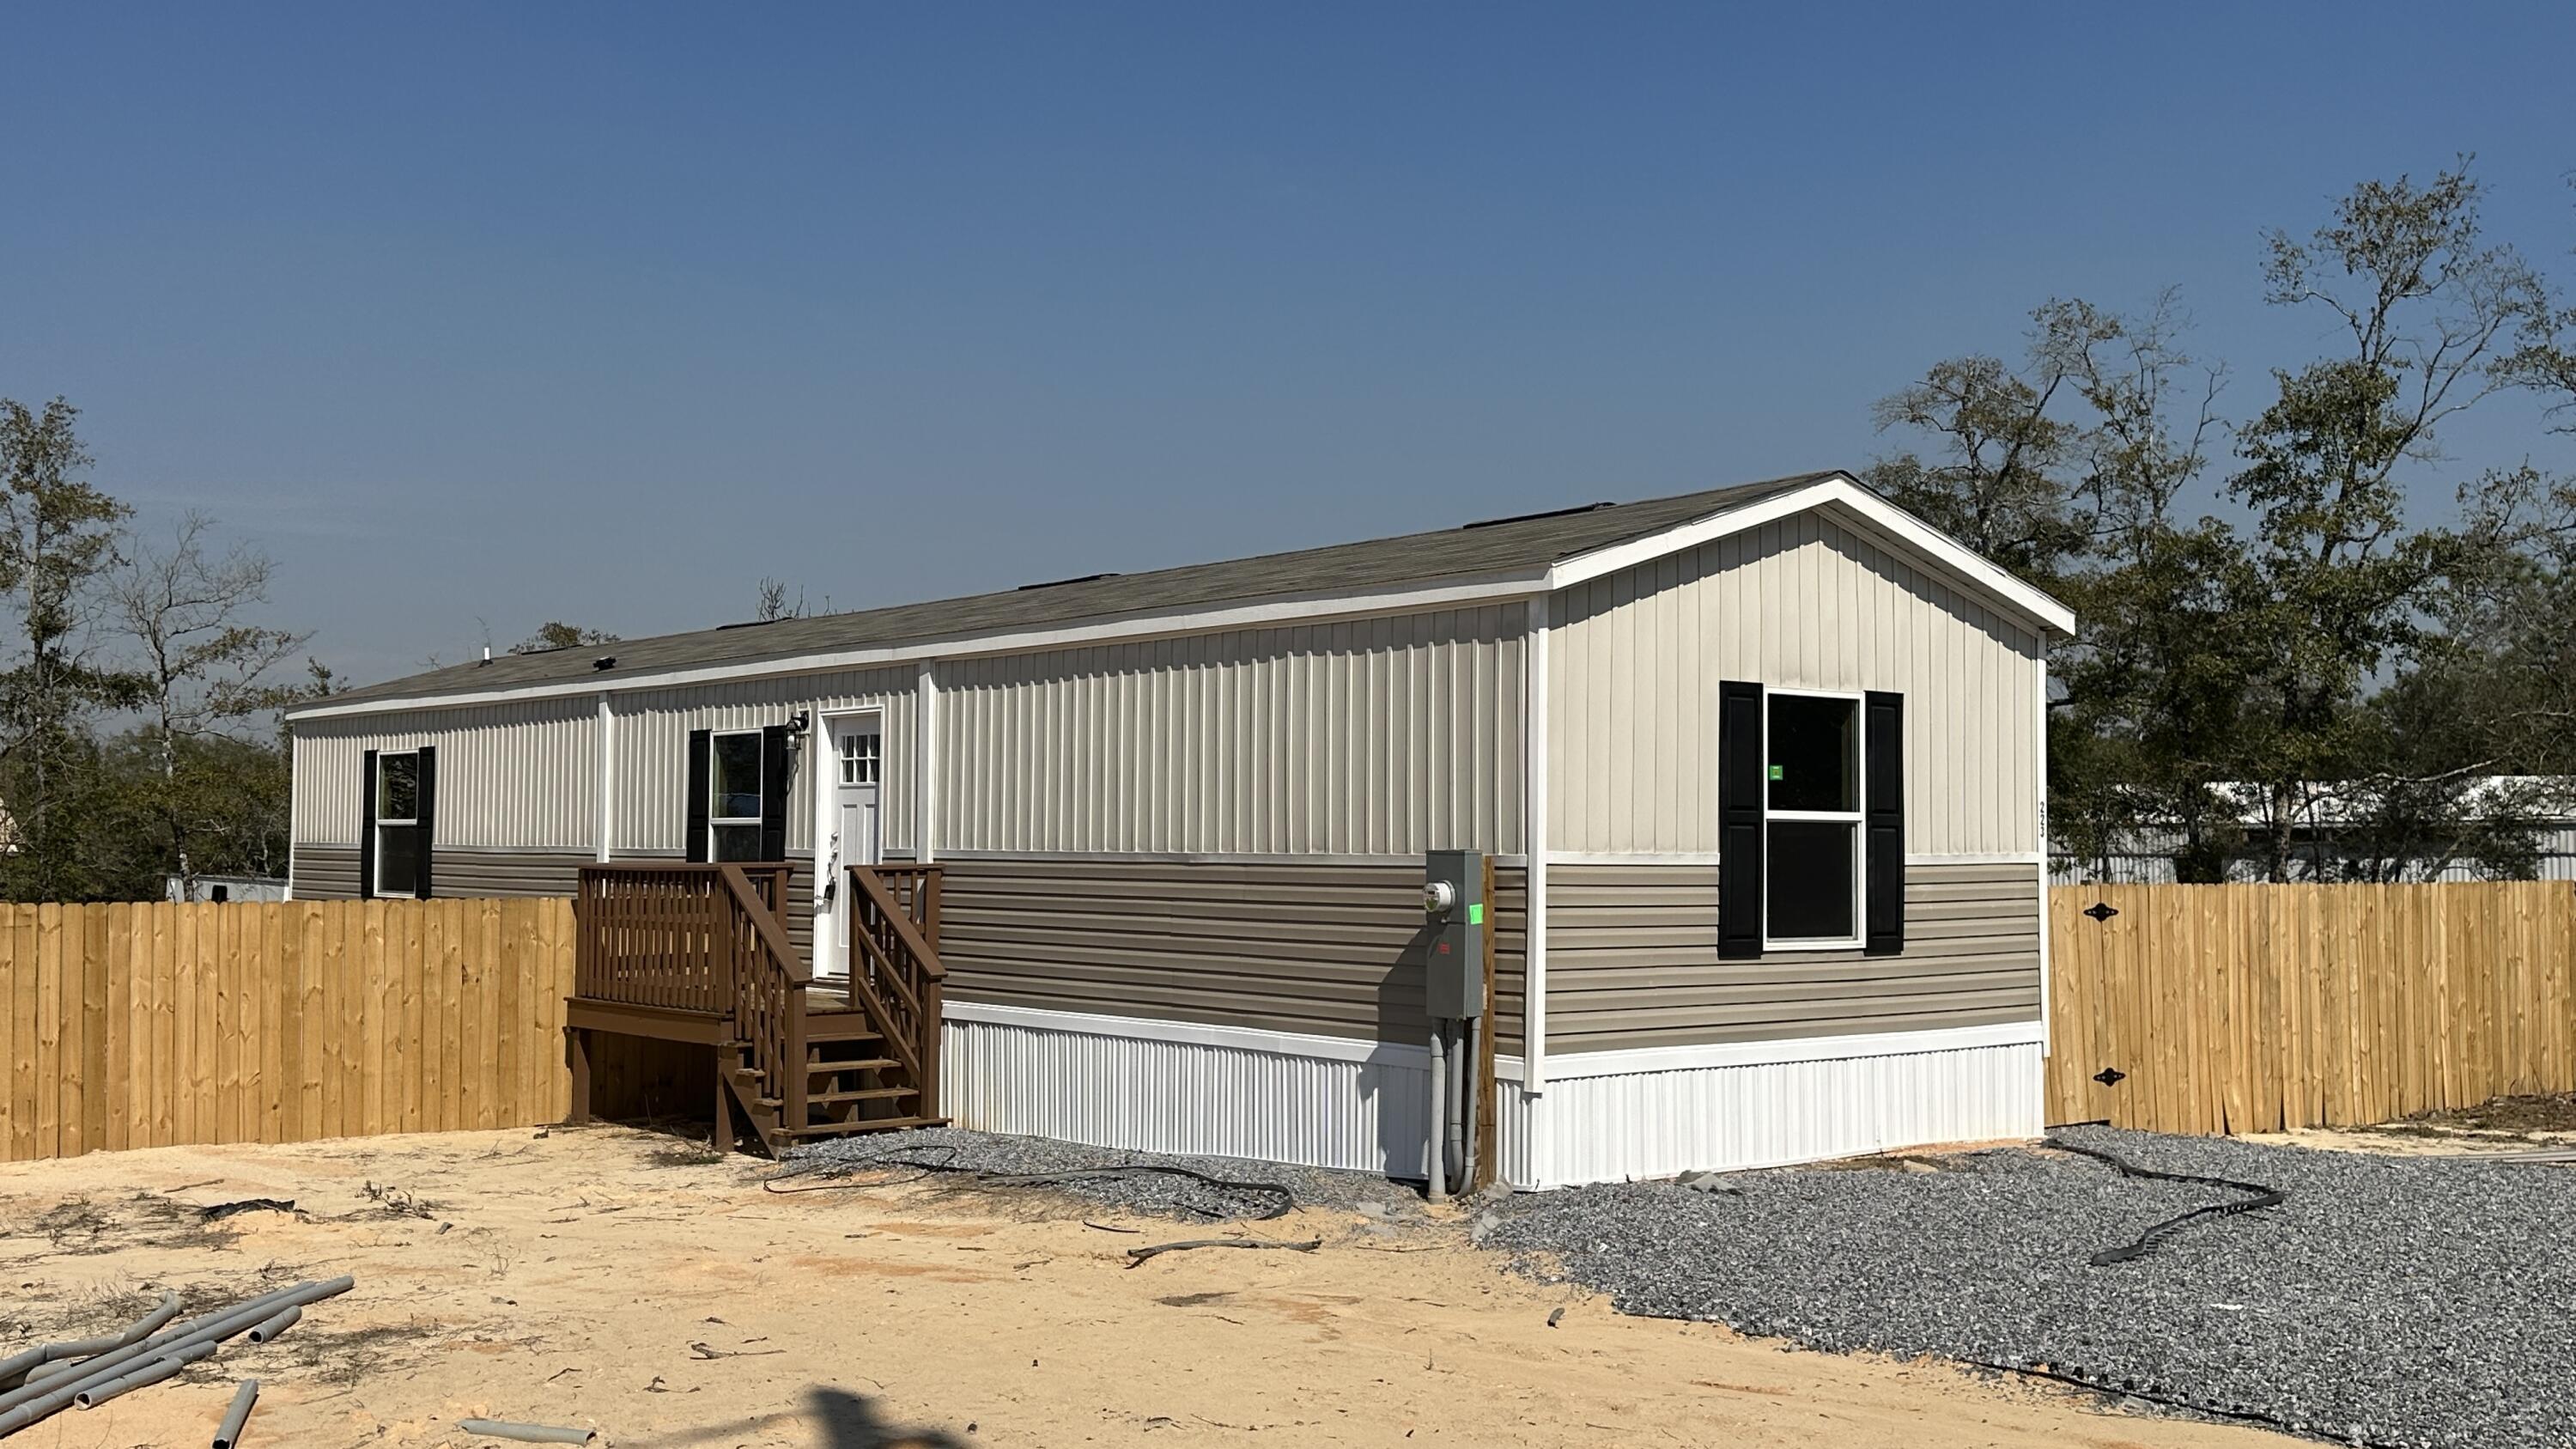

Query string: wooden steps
574 860 946 1160
719 994 940 1154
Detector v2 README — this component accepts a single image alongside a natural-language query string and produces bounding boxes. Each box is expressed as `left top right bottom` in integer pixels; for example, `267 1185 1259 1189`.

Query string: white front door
817 715 883 979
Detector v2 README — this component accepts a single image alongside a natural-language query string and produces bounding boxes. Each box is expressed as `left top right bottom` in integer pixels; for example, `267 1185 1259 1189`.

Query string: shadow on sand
615 1385 969 1448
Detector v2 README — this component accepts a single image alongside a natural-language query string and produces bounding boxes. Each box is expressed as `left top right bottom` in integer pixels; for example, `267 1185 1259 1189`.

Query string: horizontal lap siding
1549 506 2044 855
937 607 1524 857
611 669 915 855
1546 861 2040 1052
292 699 599 848
939 859 1527 1051
290 844 587 900
293 843 361 899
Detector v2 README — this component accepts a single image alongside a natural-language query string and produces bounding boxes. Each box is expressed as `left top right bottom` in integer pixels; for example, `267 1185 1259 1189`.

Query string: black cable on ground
762 1145 968 1193
1961 1357 2406 1449
762 1151 1297 1220
2044 1137 2285 1266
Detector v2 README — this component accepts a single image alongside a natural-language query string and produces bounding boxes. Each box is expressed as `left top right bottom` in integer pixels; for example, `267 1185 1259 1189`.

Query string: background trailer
284 470 2071 1187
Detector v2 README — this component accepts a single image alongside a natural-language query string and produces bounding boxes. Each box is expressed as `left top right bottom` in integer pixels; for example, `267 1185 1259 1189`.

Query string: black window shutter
684 729 712 863
414 745 438 899
758 724 791 861
358 749 379 900
1863 691 1905 956
1716 679 1765 960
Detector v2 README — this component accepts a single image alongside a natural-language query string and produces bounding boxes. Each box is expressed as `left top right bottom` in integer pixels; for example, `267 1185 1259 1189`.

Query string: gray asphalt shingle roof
313 470 1841 709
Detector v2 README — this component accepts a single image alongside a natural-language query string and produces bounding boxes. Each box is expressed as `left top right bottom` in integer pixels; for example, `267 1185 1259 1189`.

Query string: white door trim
811 705 885 977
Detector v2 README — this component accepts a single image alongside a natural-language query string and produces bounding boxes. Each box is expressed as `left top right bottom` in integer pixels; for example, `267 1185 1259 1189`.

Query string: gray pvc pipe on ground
0 1283 303 1420
0 1276 353 1436
213 1379 260 1449
457 1418 597 1444
74 1339 217 1409
245 1305 300 1344
0 1293 183 1390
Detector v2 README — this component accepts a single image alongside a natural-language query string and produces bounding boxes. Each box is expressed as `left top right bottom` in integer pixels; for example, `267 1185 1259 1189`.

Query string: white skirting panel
941 1010 1434 1178
939 1002 2042 1189
1521 1038 2045 1188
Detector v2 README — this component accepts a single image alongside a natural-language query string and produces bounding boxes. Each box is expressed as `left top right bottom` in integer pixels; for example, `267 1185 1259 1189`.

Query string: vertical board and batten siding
1545 861 2042 1051
1548 505 2044 855
936 607 1526 856
937 860 1528 1051
292 698 600 848
609 668 916 856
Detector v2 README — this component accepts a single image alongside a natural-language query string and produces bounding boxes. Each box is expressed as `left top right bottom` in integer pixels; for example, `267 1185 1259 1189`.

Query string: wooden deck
567 861 945 1155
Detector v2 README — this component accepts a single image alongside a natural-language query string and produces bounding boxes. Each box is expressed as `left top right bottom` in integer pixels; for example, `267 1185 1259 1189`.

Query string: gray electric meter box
1423 850 1486 1020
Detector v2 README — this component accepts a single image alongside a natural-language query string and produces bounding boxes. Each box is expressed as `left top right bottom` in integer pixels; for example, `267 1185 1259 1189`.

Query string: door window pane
377 752 419 821
711 733 763 820
1768 695 1858 813
840 729 880 786
1766 820 1856 941
711 824 766 862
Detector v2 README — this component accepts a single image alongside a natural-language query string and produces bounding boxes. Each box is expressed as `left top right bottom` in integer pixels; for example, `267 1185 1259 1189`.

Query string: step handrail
718 864 808 984
842 865 945 1115
716 863 809 1129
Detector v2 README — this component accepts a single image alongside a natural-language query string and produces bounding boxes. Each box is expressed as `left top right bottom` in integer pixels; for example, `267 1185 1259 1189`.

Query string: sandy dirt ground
0 1126 2288 1449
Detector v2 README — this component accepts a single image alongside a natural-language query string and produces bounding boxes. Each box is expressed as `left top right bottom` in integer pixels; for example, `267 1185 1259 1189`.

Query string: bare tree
110 514 308 895
754 577 806 623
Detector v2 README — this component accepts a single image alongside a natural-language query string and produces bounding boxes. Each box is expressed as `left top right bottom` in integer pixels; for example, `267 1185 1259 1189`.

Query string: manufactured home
283 470 2071 1188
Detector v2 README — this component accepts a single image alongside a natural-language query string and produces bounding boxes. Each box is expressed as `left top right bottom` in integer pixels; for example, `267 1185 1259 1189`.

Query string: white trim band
1514 1019 2047 1081
939 999 1433 1069
939 998 2042 1086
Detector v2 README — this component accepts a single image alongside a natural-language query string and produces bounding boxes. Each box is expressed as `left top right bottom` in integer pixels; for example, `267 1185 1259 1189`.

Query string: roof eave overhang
289 472 2072 724
1542 473 2078 637
284 565 1554 722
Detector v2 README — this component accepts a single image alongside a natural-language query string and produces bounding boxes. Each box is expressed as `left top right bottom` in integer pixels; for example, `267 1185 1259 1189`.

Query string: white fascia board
1543 474 2078 638
287 569 1548 722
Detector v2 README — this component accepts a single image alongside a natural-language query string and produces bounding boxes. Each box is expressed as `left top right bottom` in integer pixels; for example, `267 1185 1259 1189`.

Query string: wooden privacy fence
2046 881 2576 1135
1 898 574 1164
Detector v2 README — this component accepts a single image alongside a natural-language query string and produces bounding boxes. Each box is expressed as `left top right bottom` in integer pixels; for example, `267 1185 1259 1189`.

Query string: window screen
1765 820 1856 941
1764 692 1863 944
708 731 766 861
374 751 424 897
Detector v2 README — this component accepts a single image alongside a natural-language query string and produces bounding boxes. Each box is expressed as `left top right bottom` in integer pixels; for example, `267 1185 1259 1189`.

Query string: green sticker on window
1768 764 1784 781
1467 903 1485 924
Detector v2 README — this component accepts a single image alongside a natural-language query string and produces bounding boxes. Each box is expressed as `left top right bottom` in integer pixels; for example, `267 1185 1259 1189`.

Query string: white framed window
708 729 767 861
1762 689 1864 949
374 750 425 897
838 726 880 786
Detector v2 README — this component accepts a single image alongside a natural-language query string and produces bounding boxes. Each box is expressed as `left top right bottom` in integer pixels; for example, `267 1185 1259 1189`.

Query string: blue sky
4 3 2572 685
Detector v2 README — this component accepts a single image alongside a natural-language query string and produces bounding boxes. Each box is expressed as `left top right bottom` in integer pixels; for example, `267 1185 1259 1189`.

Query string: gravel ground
1482 1126 2576 1448
788 1127 1429 1222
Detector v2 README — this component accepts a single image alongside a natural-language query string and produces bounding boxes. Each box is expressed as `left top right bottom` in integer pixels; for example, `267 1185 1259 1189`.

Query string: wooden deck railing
847 864 945 1119
574 860 943 1135
574 861 793 1014
574 861 811 1120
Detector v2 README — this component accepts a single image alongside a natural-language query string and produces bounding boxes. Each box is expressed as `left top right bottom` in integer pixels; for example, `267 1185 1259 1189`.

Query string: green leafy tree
0 398 142 900
508 621 618 654
2224 163 2550 880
